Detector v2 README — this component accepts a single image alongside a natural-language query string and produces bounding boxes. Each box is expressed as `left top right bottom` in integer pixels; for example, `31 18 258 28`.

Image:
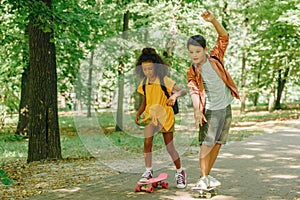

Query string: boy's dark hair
135 47 168 79
187 35 206 49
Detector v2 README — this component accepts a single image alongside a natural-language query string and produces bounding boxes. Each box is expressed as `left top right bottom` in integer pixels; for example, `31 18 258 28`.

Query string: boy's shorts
199 104 232 146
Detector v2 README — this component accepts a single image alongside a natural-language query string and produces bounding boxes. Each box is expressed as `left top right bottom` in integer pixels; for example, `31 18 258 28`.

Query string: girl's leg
144 124 155 168
163 132 187 188
163 132 180 169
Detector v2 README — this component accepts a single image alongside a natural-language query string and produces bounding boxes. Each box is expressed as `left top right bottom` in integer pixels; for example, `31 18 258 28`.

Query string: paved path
27 130 300 200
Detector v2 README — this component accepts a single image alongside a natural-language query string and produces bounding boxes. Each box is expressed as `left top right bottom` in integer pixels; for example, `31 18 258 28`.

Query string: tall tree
27 0 61 162
16 24 30 135
115 10 129 131
240 16 249 114
16 65 30 135
87 51 94 118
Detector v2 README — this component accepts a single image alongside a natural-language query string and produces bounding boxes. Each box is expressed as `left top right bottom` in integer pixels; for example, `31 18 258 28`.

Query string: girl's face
142 62 156 80
188 44 207 66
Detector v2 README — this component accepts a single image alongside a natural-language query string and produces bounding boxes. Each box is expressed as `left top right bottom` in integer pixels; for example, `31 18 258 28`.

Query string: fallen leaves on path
0 157 117 200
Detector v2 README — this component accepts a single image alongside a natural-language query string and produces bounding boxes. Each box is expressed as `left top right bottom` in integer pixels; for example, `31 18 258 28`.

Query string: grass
228 130 266 142
0 105 299 163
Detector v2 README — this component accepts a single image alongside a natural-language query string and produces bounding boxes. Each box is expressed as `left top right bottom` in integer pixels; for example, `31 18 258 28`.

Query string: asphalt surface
27 129 300 200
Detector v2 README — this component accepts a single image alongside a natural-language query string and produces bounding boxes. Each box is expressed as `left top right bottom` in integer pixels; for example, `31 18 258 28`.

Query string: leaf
1 177 14 185
0 169 7 177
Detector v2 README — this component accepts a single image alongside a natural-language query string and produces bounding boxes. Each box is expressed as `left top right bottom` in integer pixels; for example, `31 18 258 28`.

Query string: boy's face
188 44 207 66
142 62 155 80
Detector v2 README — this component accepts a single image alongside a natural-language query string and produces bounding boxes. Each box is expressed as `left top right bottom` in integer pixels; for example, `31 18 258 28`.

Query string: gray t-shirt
201 59 233 110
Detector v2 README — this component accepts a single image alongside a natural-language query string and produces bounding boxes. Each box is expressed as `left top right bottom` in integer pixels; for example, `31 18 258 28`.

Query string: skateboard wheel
146 186 154 193
205 192 212 199
135 185 141 192
192 191 200 198
161 182 168 189
152 182 158 188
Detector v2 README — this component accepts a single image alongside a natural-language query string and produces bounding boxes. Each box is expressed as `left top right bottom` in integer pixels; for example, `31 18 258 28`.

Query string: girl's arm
166 84 186 106
173 84 187 98
135 96 146 125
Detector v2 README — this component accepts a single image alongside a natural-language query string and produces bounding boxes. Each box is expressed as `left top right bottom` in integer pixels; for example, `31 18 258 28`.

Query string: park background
0 0 299 199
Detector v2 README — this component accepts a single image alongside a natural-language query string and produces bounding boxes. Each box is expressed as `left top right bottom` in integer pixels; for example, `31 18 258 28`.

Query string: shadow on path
27 131 300 200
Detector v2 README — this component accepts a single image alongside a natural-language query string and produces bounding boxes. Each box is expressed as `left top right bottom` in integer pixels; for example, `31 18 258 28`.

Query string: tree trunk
16 65 30 135
27 0 61 162
268 88 275 112
74 71 83 111
115 11 129 131
87 51 94 118
268 74 276 112
240 17 249 114
275 67 290 110
253 64 262 106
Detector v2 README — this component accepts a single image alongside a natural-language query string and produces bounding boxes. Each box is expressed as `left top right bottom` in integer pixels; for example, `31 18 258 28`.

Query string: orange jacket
186 34 240 113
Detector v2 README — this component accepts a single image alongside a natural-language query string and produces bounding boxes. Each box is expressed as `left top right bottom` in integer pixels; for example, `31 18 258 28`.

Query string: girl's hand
135 114 140 125
166 94 177 106
201 11 215 22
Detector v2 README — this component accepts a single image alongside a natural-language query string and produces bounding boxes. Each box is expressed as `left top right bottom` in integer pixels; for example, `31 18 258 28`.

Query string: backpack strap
143 76 171 98
142 77 147 96
159 77 171 99
160 76 179 114
192 56 224 75
211 55 224 68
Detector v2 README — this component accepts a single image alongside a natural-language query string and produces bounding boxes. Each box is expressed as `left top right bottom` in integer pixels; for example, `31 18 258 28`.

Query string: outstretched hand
201 10 215 22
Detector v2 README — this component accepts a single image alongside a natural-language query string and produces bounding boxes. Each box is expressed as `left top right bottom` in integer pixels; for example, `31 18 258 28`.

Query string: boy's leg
208 143 221 174
199 143 221 175
197 108 226 188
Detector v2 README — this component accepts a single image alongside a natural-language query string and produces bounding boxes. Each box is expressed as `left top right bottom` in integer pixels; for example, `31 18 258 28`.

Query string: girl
135 47 187 189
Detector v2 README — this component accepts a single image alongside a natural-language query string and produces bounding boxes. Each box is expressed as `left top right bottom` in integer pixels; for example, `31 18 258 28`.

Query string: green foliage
227 0 300 106
1 133 26 142
0 0 299 114
0 169 13 185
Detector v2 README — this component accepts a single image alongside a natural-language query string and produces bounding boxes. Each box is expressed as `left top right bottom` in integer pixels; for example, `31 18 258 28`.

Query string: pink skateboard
135 173 168 193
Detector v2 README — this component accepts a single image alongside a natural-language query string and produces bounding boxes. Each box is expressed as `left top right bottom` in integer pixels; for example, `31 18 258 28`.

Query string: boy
186 11 240 189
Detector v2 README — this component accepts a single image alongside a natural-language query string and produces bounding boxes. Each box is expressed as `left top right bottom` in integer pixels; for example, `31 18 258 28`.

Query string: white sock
176 167 183 173
146 167 152 172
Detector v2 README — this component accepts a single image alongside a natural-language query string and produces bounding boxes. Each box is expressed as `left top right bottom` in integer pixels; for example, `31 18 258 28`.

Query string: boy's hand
201 10 215 22
194 110 207 128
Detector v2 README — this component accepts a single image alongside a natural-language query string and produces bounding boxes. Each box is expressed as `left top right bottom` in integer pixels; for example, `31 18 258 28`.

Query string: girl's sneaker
139 169 153 182
175 170 187 188
208 175 221 187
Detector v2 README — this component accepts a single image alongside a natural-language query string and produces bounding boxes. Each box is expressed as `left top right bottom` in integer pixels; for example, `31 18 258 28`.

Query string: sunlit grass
0 105 299 163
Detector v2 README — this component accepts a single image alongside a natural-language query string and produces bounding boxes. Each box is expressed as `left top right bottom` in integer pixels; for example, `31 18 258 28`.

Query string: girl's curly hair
135 47 169 79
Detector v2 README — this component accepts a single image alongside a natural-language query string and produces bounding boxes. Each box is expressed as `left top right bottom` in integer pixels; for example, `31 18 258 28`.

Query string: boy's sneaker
195 176 210 189
139 169 153 182
208 175 221 187
175 170 187 189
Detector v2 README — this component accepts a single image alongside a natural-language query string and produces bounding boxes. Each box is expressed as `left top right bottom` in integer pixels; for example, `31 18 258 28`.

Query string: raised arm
201 11 228 36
